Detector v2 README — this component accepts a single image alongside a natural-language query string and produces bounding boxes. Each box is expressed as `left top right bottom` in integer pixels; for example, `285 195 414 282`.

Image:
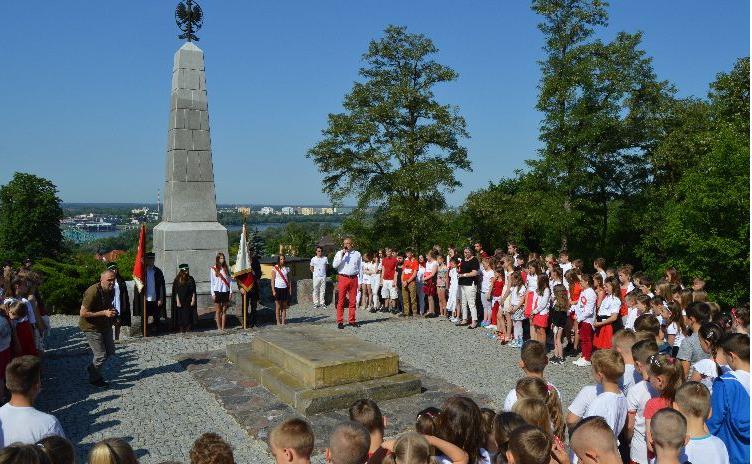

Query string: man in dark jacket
132 252 166 335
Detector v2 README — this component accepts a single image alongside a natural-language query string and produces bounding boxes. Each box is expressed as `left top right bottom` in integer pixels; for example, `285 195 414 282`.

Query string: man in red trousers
332 237 362 329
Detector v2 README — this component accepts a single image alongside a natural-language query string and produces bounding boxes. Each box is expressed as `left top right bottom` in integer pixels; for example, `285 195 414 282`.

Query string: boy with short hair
706 333 750 464
268 418 315 464
613 329 641 394
0 355 65 446
650 409 689 464
503 340 560 411
625 339 659 464
570 416 622 464
326 421 370 464
674 382 729 464
623 292 641 331
558 250 572 274
583 350 628 437
348 399 388 463
634 314 671 355
506 425 551 464
400 249 419 317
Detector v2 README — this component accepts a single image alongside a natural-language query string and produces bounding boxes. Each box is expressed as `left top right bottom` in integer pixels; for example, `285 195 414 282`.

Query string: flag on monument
132 224 147 292
232 224 255 291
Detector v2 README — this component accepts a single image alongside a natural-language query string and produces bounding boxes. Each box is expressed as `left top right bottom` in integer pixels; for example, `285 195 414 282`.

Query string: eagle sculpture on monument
175 0 203 42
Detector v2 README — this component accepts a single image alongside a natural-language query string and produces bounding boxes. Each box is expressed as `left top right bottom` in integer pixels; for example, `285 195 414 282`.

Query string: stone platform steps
226 326 421 415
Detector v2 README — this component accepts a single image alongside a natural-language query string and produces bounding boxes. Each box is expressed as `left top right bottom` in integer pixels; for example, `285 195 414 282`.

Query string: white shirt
112 280 121 315
509 285 525 306
731 369 750 395
560 262 573 274
480 268 494 293
0 404 65 446
568 384 603 418
681 434 730 464
332 250 362 276
626 380 658 464
273 266 290 289
620 363 642 395
584 391 628 437
572 287 596 324
504 381 562 411
532 288 551 316
598 294 621 319
624 306 640 330
146 266 157 301
525 274 538 293
666 322 686 347
362 261 378 277
209 266 232 294
310 256 328 278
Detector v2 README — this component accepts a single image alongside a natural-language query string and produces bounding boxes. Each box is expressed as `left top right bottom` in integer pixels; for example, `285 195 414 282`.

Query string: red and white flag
132 224 146 292
232 223 255 291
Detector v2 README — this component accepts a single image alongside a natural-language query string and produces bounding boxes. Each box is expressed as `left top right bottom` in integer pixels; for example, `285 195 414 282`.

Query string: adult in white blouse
572 274 597 367
309 247 328 309
210 252 232 331
332 238 362 329
272 254 291 326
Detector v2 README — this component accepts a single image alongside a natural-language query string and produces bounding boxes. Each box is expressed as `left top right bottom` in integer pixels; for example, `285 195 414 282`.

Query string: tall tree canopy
0 172 64 262
308 25 470 249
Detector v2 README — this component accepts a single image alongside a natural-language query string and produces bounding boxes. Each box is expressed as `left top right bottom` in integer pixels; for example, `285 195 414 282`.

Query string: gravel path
39 306 590 463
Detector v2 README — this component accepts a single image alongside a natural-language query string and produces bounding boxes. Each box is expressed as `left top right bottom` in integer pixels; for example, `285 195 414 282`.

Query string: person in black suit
132 252 166 335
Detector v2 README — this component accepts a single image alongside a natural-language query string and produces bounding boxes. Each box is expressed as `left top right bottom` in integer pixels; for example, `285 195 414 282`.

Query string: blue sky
2 1 748 205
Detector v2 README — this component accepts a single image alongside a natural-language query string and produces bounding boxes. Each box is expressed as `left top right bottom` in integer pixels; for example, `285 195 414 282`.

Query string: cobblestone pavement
40 305 591 463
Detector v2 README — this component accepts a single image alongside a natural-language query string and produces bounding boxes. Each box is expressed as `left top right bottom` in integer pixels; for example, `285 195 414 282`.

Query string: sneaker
369 307 378 313
486 324 497 331
573 358 591 367
571 356 583 365
348 322 361 328
337 323 345 329
508 339 520 348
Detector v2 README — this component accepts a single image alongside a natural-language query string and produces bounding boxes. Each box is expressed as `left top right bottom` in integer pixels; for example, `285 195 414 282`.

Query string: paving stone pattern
40 304 591 463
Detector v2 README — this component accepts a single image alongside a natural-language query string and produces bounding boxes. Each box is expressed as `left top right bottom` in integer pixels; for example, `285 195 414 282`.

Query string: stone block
192 130 211 151
192 90 208 111
199 110 210 130
175 43 205 71
169 128 192 150
169 109 185 130
186 109 201 130
295 279 334 306
175 68 200 90
251 326 399 388
166 149 188 182
186 150 201 181
174 88 193 110
161 181 218 222
226 334 422 415
195 151 214 181
199 73 206 91
152 221 227 251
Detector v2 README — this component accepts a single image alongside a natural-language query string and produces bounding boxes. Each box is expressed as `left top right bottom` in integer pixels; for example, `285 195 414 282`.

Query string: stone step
249 326 399 389
227 344 421 415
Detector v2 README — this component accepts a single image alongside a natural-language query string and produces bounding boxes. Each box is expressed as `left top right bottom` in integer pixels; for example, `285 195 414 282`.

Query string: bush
35 255 105 315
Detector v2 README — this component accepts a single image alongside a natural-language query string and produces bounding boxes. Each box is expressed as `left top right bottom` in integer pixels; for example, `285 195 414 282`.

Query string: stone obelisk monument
153 30 228 308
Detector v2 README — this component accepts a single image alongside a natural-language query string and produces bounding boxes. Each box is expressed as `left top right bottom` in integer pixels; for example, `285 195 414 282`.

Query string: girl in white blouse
593 278 622 350
210 252 232 331
271 254 291 326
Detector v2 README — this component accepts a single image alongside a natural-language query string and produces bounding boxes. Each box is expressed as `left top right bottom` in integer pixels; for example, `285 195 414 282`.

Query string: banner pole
243 292 247 329
143 293 147 338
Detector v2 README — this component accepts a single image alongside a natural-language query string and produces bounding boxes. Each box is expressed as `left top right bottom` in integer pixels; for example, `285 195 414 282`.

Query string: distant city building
259 207 274 215
281 206 295 215
237 206 251 215
320 207 335 215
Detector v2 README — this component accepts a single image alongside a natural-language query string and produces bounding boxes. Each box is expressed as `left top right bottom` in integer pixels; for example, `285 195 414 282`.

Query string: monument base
227 326 421 415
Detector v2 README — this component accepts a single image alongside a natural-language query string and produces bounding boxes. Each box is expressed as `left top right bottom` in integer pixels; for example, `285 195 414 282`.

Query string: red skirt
533 313 549 328
422 278 436 296
16 321 38 357
491 300 499 325
524 292 535 317
593 323 614 349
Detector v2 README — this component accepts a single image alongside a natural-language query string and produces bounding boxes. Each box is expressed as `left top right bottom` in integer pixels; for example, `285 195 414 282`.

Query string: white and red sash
274 266 289 288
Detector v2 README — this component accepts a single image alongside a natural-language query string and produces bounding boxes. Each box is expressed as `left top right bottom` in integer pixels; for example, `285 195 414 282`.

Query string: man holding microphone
332 238 362 329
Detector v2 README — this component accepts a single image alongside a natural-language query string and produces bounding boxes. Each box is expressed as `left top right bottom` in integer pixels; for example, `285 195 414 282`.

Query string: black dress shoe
348 322 361 328
90 378 109 388
337 323 345 329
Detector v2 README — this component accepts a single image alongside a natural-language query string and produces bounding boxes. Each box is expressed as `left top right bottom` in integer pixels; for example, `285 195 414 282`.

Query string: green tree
249 228 266 257
308 25 470 250
0 172 64 262
637 58 750 306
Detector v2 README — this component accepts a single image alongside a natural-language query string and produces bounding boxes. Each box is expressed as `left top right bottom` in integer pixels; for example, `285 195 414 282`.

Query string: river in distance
81 223 338 241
